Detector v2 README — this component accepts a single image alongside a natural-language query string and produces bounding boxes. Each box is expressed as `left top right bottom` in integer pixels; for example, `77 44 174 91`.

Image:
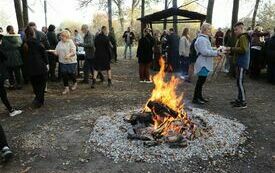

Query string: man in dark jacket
28 22 50 49
227 22 250 108
78 24 95 83
265 28 275 84
123 27 135 59
46 24 58 81
167 28 180 72
137 28 155 83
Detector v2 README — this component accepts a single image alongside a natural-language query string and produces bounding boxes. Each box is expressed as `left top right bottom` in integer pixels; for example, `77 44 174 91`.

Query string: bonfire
126 58 206 147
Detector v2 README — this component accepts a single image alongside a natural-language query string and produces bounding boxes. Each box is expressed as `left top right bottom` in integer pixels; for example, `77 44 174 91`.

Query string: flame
144 57 194 137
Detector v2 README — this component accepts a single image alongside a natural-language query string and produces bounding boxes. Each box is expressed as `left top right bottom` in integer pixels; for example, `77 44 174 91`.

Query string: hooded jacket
231 33 251 70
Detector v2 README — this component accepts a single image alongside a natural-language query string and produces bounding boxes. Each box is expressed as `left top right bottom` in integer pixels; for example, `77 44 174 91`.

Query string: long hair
182 28 189 37
24 26 35 41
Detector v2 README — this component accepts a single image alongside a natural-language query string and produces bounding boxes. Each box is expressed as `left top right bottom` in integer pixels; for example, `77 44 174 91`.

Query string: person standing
123 27 135 59
214 28 224 48
28 22 50 49
137 28 155 83
91 26 112 88
78 24 96 84
23 26 48 108
52 30 78 94
167 28 180 72
1 25 23 89
223 29 232 73
226 22 251 108
179 28 191 80
0 34 23 116
109 27 117 63
46 24 58 81
193 23 221 105
152 32 162 71
265 28 275 84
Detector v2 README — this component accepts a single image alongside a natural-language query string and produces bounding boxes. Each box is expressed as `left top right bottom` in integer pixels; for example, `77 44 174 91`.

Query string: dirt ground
0 55 274 173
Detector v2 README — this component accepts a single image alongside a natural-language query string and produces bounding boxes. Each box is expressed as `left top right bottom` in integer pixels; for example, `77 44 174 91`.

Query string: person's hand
46 65 49 71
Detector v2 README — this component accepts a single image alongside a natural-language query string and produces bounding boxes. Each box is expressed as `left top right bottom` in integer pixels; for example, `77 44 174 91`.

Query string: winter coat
0 50 8 81
194 34 218 74
23 38 48 76
94 33 111 71
265 35 275 64
122 31 135 45
1 35 23 67
46 31 58 49
137 35 155 64
231 33 251 70
79 31 95 59
167 33 180 71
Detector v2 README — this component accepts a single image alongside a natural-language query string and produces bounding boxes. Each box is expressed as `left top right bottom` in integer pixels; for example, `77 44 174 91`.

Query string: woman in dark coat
23 26 48 108
108 27 117 63
137 28 155 83
91 26 112 88
1 25 23 89
0 34 23 117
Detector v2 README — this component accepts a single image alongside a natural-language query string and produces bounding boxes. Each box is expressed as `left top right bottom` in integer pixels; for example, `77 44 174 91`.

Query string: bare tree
130 0 140 27
252 0 260 29
206 0 215 24
231 0 240 29
22 0 29 27
108 0 112 29
163 0 168 30
172 0 177 34
13 0 24 29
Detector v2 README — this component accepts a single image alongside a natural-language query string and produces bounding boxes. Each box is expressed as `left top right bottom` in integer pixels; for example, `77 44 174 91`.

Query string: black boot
108 79 112 87
91 79 96 89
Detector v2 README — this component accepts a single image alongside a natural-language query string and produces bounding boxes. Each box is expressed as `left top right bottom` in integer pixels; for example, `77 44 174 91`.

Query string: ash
89 108 246 164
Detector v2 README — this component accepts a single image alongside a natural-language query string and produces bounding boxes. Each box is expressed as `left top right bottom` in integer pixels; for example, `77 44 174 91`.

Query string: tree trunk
141 0 145 37
22 0 29 27
252 0 260 29
163 0 168 30
130 0 135 27
108 0 112 30
118 6 124 32
172 0 177 34
206 0 215 24
14 0 24 30
231 0 240 29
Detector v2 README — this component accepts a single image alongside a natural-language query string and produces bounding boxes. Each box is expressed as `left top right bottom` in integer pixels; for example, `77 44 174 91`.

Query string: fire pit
89 58 247 164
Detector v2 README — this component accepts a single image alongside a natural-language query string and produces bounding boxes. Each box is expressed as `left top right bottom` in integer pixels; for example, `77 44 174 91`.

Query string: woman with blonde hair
49 30 77 94
179 27 191 80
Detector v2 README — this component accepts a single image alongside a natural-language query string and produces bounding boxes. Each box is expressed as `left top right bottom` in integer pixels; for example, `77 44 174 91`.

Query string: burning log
147 101 178 118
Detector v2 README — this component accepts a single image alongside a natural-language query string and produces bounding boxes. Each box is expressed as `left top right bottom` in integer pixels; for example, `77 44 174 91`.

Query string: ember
126 58 206 147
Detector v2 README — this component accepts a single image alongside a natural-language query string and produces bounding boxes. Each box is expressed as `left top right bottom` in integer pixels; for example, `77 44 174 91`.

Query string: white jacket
194 34 218 74
179 36 191 57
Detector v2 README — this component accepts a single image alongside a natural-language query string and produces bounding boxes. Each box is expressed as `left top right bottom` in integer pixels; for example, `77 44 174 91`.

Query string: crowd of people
0 20 274 162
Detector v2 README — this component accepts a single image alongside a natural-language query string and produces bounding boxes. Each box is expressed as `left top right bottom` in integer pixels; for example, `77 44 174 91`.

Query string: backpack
189 37 198 63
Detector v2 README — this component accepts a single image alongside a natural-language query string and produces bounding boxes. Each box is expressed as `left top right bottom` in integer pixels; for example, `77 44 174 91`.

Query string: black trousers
0 124 9 149
30 74 47 105
83 58 94 81
48 55 57 80
63 73 77 87
250 49 262 78
0 80 13 112
236 67 246 102
193 76 207 100
8 66 21 86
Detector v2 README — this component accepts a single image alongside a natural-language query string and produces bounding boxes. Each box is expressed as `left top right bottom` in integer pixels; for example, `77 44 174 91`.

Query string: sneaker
71 83 77 91
139 80 145 83
230 99 241 105
9 109 23 117
91 79 96 89
145 80 153 84
1 146 13 162
62 87 70 95
233 102 247 109
192 99 205 105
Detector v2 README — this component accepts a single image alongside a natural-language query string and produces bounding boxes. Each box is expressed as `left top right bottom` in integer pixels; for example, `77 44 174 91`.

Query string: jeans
30 74 47 105
0 124 9 149
83 58 94 81
8 66 21 86
139 63 151 81
236 67 246 102
180 56 189 76
193 76 207 100
63 73 77 87
124 44 132 59
0 80 12 112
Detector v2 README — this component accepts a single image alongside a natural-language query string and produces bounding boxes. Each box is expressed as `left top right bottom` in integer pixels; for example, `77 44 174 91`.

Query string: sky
0 0 257 32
